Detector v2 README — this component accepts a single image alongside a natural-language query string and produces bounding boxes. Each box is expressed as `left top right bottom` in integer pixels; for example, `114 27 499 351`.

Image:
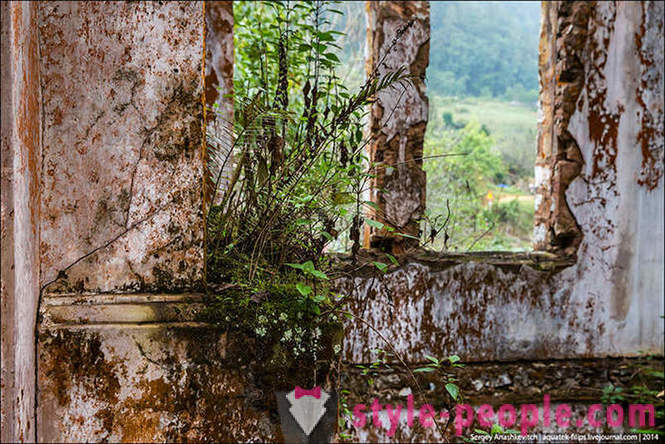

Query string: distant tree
428 2 541 98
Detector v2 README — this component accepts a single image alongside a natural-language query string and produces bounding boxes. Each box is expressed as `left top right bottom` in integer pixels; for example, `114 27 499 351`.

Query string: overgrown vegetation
205 0 413 384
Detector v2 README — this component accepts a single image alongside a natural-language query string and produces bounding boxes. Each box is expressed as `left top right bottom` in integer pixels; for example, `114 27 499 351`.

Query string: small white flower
255 327 267 337
279 312 288 322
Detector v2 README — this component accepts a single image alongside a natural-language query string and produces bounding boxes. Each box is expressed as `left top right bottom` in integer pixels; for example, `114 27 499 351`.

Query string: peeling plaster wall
1 2 41 442
565 0 664 349
37 300 279 442
340 256 597 363
534 2 589 255
365 1 429 252
343 1 664 364
5 1 662 441
38 2 206 293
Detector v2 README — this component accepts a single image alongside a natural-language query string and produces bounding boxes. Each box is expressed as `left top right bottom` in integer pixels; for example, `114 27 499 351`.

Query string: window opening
422 1 540 252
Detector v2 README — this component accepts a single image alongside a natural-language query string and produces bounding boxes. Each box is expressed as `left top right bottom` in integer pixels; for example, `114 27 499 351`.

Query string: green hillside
429 1 541 99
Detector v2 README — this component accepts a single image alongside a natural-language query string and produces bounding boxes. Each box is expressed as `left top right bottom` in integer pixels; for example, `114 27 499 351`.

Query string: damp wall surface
37 301 280 442
38 1 206 294
342 0 664 365
0 1 663 442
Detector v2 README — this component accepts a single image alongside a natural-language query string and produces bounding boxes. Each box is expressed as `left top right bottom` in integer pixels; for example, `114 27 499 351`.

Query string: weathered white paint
343 1 664 364
566 1 664 354
1 3 41 442
39 1 205 293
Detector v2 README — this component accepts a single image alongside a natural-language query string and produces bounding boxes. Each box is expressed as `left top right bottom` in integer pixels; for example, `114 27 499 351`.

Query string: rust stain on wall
585 3 622 184
38 327 281 442
338 255 595 364
634 1 664 191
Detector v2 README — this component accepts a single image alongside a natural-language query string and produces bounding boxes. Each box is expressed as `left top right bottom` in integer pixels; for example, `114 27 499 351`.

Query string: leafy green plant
355 348 394 387
204 1 417 386
414 354 464 402
602 384 626 404
337 388 355 441
600 359 665 435
473 423 520 436
209 0 413 280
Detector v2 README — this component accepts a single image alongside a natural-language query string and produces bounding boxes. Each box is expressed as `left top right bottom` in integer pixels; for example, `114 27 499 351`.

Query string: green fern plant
206 1 415 296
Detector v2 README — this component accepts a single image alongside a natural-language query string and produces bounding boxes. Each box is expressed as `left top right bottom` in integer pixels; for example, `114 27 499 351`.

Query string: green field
426 95 538 183
423 96 537 252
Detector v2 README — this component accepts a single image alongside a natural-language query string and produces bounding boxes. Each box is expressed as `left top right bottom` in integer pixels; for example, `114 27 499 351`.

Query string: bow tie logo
294 386 321 399
279 386 332 437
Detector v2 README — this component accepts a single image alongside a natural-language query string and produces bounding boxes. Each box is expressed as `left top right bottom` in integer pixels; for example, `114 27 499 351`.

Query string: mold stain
39 327 283 442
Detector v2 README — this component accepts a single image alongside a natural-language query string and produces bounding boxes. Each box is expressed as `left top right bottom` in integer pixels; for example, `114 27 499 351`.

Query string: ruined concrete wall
39 1 206 293
2 0 272 441
37 294 280 442
3 1 661 441
339 252 595 363
365 1 429 253
31 2 223 440
1 2 41 442
535 1 664 259
343 1 664 365
565 0 664 346
28 2 283 441
534 2 589 255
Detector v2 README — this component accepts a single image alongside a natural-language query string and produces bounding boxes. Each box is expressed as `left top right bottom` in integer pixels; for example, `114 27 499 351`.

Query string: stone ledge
42 292 206 305
40 248 575 329
40 293 207 328
331 248 576 275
